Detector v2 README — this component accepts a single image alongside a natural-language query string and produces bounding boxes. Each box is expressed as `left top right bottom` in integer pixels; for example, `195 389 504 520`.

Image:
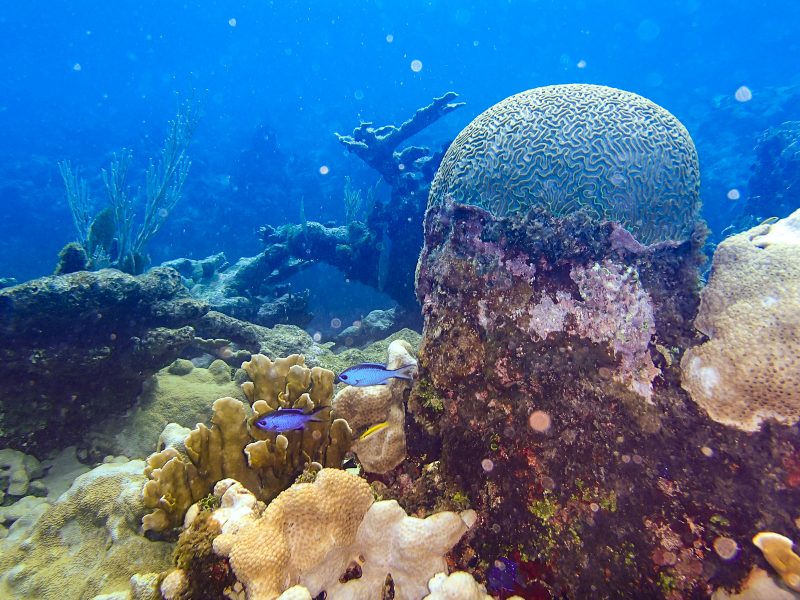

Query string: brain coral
429 84 700 244
681 208 800 431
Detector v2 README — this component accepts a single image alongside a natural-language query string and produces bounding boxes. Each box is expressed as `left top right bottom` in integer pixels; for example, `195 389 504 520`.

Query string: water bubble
410 59 423 72
158 208 169 218
528 410 552 432
313 332 322 342
726 188 741 201
714 536 739 560
576 59 587 69
473 40 479 47
319 165 330 175
385 34 394 43
354 89 364 100
735 86 752 102
228 18 237 27
352 320 362 329
636 19 661 41
330 318 342 329
481 458 494 472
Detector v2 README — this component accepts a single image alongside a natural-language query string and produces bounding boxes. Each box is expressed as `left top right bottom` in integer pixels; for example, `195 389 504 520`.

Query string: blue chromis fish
337 362 416 386
253 406 328 433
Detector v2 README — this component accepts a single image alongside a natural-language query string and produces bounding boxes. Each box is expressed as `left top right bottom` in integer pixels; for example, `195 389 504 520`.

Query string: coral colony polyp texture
412 85 800 598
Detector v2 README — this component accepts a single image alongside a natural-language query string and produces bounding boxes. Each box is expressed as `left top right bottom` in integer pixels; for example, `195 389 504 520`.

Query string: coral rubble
0 267 208 453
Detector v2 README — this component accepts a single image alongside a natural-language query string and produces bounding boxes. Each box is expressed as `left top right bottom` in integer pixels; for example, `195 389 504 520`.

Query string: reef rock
411 86 800 598
0 267 207 453
682 208 800 431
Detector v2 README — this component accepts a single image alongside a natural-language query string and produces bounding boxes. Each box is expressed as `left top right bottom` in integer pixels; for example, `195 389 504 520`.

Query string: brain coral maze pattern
431 84 701 244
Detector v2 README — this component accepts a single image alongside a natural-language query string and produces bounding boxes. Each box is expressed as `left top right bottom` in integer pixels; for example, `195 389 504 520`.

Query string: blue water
1 0 798 283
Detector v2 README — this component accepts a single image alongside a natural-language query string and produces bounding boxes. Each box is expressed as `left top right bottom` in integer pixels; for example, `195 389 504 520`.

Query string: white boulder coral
681 208 800 431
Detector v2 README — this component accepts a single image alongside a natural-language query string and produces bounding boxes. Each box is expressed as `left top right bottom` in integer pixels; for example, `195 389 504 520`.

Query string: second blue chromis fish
337 362 416 386
253 405 328 433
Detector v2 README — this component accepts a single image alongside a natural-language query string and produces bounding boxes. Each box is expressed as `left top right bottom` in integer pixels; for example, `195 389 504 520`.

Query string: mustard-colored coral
142 354 352 533
752 531 800 592
213 468 374 600
681 209 800 431
212 468 475 600
332 339 417 473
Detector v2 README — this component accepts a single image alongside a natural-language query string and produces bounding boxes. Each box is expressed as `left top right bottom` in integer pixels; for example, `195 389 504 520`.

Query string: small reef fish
358 421 389 440
337 362 416 386
253 406 328 432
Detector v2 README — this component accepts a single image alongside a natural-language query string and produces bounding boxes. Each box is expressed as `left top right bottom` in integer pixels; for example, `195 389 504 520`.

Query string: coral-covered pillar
413 200 800 598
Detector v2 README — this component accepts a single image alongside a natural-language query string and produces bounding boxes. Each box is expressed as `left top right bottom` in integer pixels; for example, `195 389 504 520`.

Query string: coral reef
253 93 465 313
163 252 312 328
141 355 351 533
738 121 800 228
0 460 173 599
0 267 208 453
430 84 701 244
681 209 800 431
332 339 417 473
213 468 475 600
410 88 800 598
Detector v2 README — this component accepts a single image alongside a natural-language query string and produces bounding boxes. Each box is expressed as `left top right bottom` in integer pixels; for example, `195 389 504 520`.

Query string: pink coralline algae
526 260 659 400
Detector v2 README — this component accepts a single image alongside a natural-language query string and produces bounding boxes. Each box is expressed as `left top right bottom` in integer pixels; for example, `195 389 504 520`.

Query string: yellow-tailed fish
359 421 389 440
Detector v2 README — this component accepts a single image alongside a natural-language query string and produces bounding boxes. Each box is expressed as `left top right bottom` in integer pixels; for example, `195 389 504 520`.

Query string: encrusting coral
212 468 476 600
142 354 352 533
681 208 800 431
332 339 417 473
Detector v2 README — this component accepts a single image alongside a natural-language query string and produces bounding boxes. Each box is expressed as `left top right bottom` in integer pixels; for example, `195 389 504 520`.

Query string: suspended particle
726 188 741 201
319 165 330 175
313 332 322 342
735 86 752 102
410 59 423 72
577 59 587 69
386 34 394 43
73 63 82 71
713 536 739 560
228 18 237 27
528 410 552 432
481 458 494 472
330 318 342 329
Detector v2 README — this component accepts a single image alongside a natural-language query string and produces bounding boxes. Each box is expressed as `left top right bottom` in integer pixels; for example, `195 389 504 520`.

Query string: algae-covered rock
0 267 208 453
0 460 173 600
